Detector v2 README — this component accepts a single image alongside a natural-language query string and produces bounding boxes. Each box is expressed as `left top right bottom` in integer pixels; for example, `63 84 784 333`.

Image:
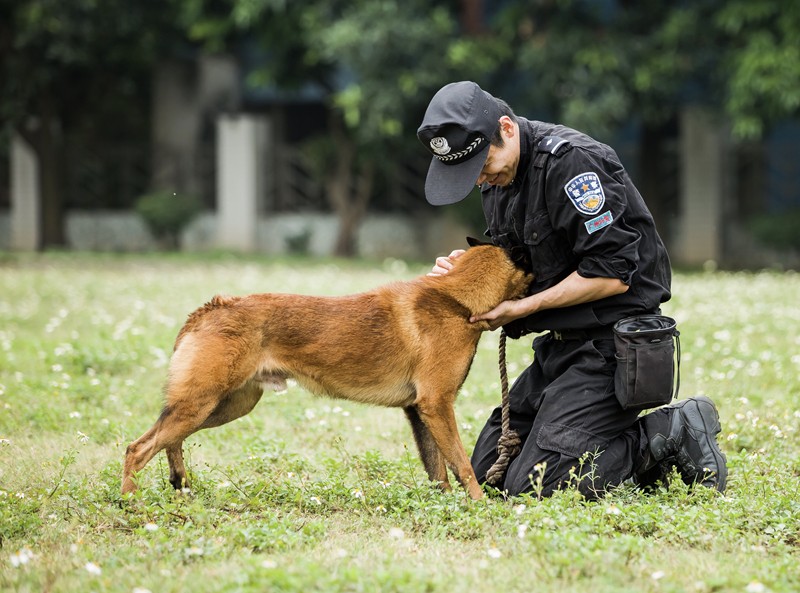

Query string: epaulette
537 135 571 156
534 135 571 168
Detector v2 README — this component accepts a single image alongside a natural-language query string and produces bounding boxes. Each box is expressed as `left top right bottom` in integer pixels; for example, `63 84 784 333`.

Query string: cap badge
430 137 451 155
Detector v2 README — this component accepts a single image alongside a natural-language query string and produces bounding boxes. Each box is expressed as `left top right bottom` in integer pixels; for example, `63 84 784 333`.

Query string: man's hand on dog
428 249 527 331
427 249 466 276
469 300 528 330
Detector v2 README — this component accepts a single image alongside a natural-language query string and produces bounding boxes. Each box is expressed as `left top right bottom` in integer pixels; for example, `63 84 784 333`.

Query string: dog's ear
466 236 490 247
507 245 533 272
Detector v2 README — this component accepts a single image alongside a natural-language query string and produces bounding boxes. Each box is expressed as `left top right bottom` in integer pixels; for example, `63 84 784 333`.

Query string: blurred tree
716 1 800 138
0 0 182 248
495 0 800 139
184 0 511 256
490 0 800 232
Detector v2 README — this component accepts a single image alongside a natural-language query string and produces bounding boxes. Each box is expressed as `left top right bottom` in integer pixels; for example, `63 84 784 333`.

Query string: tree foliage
3 0 800 252
182 0 509 255
495 0 800 139
0 0 183 245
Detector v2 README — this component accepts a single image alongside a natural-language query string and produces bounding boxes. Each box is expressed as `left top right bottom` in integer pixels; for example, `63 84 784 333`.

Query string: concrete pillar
216 114 269 252
10 133 40 251
676 106 728 266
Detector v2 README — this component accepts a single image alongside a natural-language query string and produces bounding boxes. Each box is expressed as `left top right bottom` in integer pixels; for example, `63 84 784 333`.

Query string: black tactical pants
471 333 649 498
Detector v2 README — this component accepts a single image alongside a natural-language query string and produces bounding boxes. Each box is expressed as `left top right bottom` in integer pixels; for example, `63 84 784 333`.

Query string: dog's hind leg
199 381 264 430
166 444 188 490
415 390 483 500
162 381 264 492
403 405 450 491
122 397 219 495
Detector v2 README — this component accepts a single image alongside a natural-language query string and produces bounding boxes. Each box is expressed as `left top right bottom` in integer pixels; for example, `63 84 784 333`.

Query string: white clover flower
10 548 34 567
85 562 102 575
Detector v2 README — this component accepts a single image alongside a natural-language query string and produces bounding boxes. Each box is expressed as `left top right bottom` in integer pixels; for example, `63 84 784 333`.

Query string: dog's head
457 238 533 305
466 237 533 287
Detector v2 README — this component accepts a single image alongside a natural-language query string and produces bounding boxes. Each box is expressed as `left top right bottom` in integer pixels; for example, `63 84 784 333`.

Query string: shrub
135 191 202 249
749 209 800 251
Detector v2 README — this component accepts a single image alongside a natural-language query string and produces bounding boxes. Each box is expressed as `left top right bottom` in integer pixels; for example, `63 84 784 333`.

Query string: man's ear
466 236 490 247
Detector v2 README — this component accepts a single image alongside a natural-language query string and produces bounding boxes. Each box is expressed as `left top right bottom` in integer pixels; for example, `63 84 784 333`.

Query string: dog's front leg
414 393 483 500
403 406 450 491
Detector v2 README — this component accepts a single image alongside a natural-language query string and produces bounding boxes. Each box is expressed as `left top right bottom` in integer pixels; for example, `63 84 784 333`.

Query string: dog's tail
175 295 242 348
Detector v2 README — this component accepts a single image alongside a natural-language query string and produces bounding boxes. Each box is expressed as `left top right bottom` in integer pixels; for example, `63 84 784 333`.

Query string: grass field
1 251 799 593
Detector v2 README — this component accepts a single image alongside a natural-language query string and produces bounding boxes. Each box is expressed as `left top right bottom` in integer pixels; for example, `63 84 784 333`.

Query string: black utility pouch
612 315 680 410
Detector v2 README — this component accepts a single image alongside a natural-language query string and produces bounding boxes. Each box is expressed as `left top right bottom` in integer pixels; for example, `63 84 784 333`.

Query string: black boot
635 396 728 492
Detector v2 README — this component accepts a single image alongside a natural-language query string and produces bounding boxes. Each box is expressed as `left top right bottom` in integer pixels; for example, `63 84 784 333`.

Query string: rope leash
485 329 522 486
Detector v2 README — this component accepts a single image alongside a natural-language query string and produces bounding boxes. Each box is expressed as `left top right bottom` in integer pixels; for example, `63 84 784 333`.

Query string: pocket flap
536 423 610 459
523 213 554 246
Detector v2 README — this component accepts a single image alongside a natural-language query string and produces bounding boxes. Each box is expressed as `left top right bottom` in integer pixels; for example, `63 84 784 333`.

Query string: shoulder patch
564 171 605 215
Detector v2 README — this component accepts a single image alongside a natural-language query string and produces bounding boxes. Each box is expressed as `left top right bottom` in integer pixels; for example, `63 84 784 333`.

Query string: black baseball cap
417 81 502 205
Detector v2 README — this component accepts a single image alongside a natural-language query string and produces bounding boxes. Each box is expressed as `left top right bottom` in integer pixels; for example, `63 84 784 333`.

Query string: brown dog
122 241 531 500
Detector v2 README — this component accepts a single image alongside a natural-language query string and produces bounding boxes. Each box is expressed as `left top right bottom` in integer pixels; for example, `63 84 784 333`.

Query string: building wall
0 210 472 261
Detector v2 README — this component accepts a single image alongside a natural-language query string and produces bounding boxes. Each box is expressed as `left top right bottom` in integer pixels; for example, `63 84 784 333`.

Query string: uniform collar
514 118 537 184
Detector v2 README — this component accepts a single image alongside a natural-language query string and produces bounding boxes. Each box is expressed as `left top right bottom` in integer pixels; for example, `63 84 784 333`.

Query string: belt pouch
612 315 680 410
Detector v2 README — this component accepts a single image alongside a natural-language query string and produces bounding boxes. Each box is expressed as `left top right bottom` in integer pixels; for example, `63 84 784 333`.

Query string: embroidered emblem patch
430 137 451 155
564 172 605 215
585 210 614 234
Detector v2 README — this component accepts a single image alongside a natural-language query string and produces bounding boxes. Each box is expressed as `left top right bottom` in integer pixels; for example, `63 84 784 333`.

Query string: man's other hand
427 249 466 276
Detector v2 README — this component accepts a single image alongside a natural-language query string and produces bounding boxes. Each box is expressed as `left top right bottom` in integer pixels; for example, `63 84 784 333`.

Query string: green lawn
1 252 798 593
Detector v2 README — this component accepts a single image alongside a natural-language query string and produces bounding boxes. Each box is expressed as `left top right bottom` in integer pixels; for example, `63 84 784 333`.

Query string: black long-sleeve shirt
481 117 672 333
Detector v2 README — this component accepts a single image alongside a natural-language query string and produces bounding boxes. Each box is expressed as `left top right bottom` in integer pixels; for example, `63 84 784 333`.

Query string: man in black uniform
418 81 727 498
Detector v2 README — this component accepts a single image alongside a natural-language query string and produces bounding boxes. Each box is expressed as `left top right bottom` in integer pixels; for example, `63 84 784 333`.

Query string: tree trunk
39 116 66 248
638 120 678 247
17 98 66 249
332 160 374 257
323 114 374 258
